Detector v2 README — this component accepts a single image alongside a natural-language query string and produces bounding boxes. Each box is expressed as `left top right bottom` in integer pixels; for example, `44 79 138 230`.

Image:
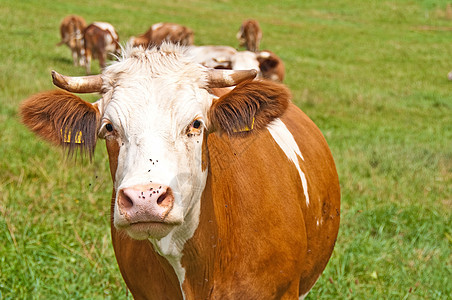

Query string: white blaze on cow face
97 46 212 250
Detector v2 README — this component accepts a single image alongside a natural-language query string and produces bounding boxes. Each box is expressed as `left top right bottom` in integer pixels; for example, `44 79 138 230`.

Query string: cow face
20 45 290 242
98 53 213 239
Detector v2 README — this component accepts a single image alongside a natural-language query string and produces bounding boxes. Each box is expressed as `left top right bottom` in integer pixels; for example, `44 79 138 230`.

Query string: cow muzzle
115 183 181 240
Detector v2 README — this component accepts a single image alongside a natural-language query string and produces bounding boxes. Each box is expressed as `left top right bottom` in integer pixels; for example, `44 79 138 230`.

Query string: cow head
20 45 290 245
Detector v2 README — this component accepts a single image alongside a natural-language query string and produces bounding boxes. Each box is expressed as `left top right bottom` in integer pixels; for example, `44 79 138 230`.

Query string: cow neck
148 196 202 283
179 171 217 299
147 133 217 299
147 138 209 294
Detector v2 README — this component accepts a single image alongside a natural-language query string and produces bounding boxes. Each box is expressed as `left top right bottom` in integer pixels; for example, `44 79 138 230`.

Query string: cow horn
51 70 103 93
207 69 258 88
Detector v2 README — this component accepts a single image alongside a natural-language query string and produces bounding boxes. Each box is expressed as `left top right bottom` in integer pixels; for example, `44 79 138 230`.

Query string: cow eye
186 118 204 136
193 120 201 129
99 121 116 139
106 123 114 132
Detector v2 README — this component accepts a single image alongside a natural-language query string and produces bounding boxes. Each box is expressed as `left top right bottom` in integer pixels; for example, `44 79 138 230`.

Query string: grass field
0 0 451 298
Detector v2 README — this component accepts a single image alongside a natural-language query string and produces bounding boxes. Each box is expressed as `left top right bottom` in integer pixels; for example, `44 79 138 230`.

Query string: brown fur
20 90 99 158
282 105 341 294
237 19 262 52
104 103 340 299
209 80 290 135
132 23 194 48
20 81 340 298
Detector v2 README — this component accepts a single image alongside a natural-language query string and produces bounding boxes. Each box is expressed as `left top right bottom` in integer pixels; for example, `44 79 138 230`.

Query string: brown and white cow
56 15 87 66
20 44 340 299
83 22 121 74
231 50 286 82
257 50 285 82
129 22 194 48
185 45 237 69
236 19 262 52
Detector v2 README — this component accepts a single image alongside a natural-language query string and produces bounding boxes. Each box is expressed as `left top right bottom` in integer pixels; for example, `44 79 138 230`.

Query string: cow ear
20 90 100 158
208 80 290 135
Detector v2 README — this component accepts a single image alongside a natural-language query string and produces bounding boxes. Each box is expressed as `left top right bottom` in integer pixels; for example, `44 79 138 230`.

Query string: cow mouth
118 221 181 240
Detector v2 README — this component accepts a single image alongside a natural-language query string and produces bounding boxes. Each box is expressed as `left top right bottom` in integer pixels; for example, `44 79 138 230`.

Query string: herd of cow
20 14 340 300
57 15 285 81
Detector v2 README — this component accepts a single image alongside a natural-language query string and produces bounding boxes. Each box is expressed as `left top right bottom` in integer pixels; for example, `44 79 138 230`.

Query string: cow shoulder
209 79 290 135
20 89 100 157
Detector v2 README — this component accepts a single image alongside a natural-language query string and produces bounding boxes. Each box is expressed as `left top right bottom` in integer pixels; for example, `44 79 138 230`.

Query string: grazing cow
257 50 285 82
83 22 120 74
231 50 285 82
20 44 340 299
129 22 194 48
185 45 237 69
56 15 87 66
236 19 262 52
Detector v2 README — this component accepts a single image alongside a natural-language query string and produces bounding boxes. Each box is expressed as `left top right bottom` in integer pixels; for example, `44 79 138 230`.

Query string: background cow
20 44 340 299
129 22 194 48
236 19 262 52
257 50 285 82
187 46 285 82
185 45 237 69
447 70 452 80
83 22 120 74
56 15 86 66
230 50 286 82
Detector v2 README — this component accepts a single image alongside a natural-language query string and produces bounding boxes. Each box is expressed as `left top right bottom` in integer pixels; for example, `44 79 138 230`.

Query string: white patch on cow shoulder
267 118 310 205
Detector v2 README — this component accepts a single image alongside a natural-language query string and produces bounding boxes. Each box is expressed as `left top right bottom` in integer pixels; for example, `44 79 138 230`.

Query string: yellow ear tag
233 117 255 133
61 129 83 144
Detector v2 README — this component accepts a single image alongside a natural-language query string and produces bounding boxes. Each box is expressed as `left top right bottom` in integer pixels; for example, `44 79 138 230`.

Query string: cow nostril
157 193 166 205
156 188 174 207
119 190 134 210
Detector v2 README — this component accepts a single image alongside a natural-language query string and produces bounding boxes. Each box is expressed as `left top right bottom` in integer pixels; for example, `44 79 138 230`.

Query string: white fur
267 119 310 205
99 45 213 294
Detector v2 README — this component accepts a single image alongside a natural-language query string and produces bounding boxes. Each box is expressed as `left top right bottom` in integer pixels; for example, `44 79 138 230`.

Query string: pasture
0 0 450 298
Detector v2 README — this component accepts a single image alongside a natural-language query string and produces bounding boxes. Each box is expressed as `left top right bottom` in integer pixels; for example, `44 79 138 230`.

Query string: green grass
0 0 451 298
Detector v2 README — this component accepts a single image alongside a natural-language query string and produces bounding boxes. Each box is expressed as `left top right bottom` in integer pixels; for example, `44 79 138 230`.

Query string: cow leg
99 51 106 69
85 48 92 74
78 45 86 67
71 49 78 66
